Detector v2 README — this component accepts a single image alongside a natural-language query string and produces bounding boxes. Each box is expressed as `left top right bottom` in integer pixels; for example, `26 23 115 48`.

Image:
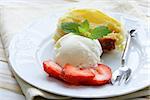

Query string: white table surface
0 0 149 100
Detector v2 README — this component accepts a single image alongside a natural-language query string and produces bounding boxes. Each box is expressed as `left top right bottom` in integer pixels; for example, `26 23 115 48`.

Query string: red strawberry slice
43 60 62 79
43 60 112 86
83 64 112 85
62 64 95 85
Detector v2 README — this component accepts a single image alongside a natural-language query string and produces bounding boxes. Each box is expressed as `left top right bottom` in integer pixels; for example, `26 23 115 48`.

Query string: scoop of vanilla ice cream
54 33 103 68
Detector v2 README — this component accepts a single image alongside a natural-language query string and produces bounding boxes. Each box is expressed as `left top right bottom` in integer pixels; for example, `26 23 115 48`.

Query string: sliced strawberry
83 64 112 85
62 64 95 85
43 60 62 79
43 61 112 86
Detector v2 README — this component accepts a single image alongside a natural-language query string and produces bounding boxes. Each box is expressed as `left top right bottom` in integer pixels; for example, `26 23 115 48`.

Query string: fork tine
118 74 125 85
125 69 132 84
114 75 121 85
122 74 128 85
111 75 120 85
111 79 115 85
111 76 118 85
125 76 131 84
111 71 120 85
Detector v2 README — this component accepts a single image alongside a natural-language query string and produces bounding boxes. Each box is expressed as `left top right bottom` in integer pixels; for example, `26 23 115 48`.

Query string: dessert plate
9 10 150 98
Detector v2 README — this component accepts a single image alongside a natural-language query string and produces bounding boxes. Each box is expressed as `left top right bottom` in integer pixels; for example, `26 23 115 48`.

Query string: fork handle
121 31 131 66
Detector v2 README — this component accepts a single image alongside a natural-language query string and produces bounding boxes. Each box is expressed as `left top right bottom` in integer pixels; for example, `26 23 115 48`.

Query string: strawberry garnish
62 64 95 84
43 60 62 79
43 60 112 86
83 64 112 85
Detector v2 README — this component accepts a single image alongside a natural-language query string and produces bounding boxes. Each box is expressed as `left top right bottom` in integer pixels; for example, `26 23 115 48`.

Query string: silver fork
111 29 137 85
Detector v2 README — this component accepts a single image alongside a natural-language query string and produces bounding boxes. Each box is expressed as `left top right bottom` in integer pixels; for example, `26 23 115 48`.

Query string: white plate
9 10 150 98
